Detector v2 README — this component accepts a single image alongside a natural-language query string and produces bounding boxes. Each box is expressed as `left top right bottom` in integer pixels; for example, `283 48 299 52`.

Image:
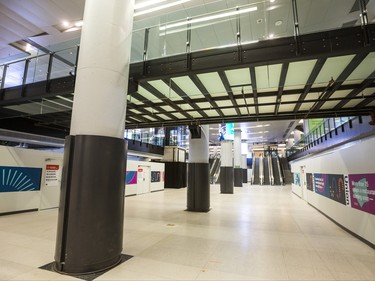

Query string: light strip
134 0 167 10
160 6 258 31
134 0 191 17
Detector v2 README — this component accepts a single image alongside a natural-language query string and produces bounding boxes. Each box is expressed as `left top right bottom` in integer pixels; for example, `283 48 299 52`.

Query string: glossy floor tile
0 184 374 280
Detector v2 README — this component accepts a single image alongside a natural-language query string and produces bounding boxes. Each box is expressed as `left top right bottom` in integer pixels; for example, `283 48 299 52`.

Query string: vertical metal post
22 59 30 86
359 0 370 46
0 64 7 89
46 52 54 92
143 28 150 62
292 0 301 55
186 18 192 70
236 7 242 62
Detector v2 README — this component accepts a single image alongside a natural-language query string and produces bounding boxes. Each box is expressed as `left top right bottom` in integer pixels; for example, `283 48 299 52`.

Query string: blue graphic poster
126 171 137 185
293 173 301 187
0 166 42 192
314 173 346 205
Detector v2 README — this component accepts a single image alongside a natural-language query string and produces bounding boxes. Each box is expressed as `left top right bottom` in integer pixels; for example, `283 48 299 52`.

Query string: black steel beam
249 67 259 115
312 52 368 111
293 58 326 113
141 82 194 120
128 91 179 121
275 63 289 115
189 74 224 117
335 69 375 109
218 71 241 116
355 92 375 109
126 102 165 122
161 78 209 118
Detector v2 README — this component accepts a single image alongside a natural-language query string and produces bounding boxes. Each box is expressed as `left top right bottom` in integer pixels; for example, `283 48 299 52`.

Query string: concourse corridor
0 185 374 280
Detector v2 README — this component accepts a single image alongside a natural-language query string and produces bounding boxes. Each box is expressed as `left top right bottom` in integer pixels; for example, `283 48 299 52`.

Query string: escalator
279 157 293 184
272 157 281 185
252 157 260 184
210 157 221 184
263 157 270 185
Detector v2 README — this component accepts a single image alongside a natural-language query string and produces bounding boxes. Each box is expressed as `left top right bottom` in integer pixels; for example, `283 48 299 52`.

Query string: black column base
242 169 248 183
234 168 243 187
54 135 127 274
220 167 233 194
187 163 210 212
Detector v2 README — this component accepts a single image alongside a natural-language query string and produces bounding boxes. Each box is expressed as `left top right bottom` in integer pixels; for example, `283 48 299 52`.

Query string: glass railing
287 116 356 156
1 0 372 90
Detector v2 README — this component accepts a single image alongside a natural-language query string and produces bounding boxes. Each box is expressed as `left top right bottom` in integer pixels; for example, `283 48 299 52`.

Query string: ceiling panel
204 109 220 117
157 113 172 120
344 52 375 84
320 100 340 110
259 105 275 113
225 68 251 86
197 72 226 95
300 102 315 111
255 64 283 91
171 76 205 99
258 96 276 104
330 90 352 99
232 86 253 95
189 111 203 118
343 99 362 108
216 100 234 107
195 102 211 108
314 54 356 85
221 108 238 116
137 85 159 102
278 104 296 112
281 94 301 102
284 59 317 89
148 80 183 101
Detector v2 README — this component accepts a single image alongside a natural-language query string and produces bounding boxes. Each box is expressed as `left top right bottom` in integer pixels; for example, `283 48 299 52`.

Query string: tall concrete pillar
187 125 210 212
242 155 248 183
54 0 134 274
233 129 242 187
220 140 233 193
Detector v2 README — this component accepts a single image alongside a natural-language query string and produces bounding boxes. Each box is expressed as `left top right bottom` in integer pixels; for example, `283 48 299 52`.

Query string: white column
189 125 209 163
221 140 233 167
233 129 241 169
241 155 247 170
70 0 134 138
294 130 302 144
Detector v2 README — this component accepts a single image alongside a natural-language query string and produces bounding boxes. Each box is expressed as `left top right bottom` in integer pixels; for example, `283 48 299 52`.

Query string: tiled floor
0 184 374 280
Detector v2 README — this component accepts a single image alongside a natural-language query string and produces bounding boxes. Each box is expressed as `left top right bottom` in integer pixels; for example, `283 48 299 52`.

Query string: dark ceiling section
1 24 375 135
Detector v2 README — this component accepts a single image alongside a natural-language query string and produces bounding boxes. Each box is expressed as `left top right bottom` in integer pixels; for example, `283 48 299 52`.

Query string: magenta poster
126 171 137 185
349 174 375 215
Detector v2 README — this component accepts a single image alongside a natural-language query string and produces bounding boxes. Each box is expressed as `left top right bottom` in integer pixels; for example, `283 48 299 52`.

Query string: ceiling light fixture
275 20 283 26
160 5 258 31
134 0 167 10
134 0 191 17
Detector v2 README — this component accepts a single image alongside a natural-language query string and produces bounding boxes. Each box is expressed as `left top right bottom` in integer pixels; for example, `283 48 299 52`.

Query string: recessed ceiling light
275 20 283 26
134 0 167 10
257 19 263 24
270 0 275 2
134 0 191 17
62 21 70 27
269 33 274 38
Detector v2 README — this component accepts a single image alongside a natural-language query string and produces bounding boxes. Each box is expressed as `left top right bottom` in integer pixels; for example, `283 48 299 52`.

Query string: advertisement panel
0 166 42 192
151 171 161 183
306 173 314 191
125 171 137 185
349 174 375 215
314 173 346 205
293 173 301 187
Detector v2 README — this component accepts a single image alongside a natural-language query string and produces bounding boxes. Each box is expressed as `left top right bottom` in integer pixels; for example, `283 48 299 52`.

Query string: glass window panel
131 29 146 63
297 0 360 35
51 48 77 79
33 54 50 82
4 61 25 88
147 25 167 60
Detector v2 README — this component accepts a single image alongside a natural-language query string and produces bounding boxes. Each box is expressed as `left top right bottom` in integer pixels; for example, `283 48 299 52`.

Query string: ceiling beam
127 103 165 122
161 79 208 118
218 71 241 116
189 74 224 117
312 53 368 112
128 91 179 121
334 70 375 110
275 63 289 115
141 82 194 120
249 67 259 115
293 58 326 113
355 92 375 109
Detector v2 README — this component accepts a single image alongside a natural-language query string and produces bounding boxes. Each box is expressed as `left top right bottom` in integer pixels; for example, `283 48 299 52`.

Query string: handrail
259 156 264 185
268 155 274 185
276 156 284 186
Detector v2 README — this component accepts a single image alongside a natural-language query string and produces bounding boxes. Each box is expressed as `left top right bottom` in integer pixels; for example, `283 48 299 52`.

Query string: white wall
1 145 165 214
125 160 164 196
0 146 63 214
290 136 375 245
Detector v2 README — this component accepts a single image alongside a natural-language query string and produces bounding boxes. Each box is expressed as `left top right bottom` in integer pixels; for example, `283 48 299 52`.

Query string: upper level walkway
1 0 375 136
